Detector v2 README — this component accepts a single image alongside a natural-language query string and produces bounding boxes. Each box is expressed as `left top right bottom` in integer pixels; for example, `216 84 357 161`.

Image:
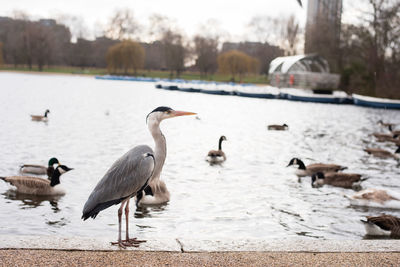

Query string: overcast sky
0 0 362 42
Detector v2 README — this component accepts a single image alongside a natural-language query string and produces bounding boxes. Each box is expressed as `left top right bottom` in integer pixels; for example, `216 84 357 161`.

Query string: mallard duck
361 214 400 237
311 172 365 190
1 165 73 196
206 136 227 164
20 157 59 178
287 158 346 177
136 179 170 207
364 146 400 159
267 124 288 131
31 109 50 122
346 188 400 209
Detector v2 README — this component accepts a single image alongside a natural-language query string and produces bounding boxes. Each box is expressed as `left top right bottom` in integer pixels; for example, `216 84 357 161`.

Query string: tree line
0 11 286 81
1 2 399 97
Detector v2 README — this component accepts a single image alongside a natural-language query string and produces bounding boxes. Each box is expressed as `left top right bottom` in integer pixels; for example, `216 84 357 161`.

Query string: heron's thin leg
124 198 146 246
111 199 128 248
125 198 130 240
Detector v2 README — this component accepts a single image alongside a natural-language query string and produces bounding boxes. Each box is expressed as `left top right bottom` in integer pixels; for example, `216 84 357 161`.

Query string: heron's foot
111 238 146 248
111 240 128 249
124 237 147 245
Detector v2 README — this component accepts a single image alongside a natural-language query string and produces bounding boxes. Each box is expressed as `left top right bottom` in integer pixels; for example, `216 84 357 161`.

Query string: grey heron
81 106 196 248
1 164 73 195
20 157 60 178
206 136 227 164
31 109 50 122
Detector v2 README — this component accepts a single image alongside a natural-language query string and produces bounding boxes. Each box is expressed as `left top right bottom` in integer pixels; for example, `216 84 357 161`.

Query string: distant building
269 54 340 89
304 0 342 72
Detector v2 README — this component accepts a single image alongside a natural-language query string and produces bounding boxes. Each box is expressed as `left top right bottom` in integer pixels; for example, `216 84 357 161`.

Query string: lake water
0 72 399 241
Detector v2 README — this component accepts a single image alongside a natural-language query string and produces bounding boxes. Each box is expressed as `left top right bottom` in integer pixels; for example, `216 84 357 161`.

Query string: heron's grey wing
82 145 155 220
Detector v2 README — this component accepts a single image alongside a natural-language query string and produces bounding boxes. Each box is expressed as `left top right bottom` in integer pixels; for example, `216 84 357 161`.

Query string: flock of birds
268 120 400 238
0 107 227 248
1 107 400 248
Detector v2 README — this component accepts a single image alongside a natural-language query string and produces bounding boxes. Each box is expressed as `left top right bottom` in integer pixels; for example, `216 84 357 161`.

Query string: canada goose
361 214 400 237
364 146 400 159
346 188 400 209
267 124 288 131
20 157 59 178
1 165 73 196
378 120 396 129
287 158 346 177
392 130 400 136
206 136 227 164
373 133 396 142
136 179 170 207
311 172 364 190
31 109 50 122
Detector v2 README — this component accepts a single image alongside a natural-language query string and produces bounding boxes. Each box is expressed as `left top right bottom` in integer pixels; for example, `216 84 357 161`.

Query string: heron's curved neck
148 119 167 180
218 138 224 150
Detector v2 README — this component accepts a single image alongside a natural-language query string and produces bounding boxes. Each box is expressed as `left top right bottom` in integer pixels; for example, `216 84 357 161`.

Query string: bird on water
1 164 73 196
81 106 196 248
206 135 227 164
20 157 60 178
31 109 50 122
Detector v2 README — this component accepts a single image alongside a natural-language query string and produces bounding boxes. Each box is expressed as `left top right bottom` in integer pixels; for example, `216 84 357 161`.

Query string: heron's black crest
146 106 173 122
152 106 172 113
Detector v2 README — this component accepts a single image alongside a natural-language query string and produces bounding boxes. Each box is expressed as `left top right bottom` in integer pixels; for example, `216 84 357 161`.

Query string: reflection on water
2 189 61 212
0 72 400 240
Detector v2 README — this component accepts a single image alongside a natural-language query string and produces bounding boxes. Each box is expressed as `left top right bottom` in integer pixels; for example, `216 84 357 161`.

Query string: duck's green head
48 157 59 166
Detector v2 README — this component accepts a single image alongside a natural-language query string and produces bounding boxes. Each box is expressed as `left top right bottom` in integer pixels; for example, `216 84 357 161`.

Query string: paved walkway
1 235 400 266
1 250 400 267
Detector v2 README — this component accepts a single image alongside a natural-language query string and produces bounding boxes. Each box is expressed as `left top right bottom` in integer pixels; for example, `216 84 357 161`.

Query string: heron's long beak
171 110 197 117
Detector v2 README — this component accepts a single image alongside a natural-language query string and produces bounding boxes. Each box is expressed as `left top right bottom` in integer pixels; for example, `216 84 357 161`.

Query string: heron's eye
165 110 171 114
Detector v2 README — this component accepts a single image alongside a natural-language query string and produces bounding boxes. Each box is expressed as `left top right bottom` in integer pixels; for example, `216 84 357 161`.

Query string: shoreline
1 235 400 252
2 236 400 266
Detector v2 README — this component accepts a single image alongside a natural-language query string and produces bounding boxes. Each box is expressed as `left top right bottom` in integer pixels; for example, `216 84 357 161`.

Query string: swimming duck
20 157 59 178
311 172 364 190
1 165 73 196
346 188 400 209
206 136 227 164
287 158 346 177
364 146 400 159
31 109 50 122
267 124 288 131
361 214 400 237
135 179 170 207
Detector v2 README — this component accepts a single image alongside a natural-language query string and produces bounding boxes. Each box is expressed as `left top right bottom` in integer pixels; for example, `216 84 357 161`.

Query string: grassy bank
0 65 269 84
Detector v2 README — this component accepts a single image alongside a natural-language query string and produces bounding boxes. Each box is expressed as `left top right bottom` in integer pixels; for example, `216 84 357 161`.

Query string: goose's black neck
50 169 61 187
297 160 306 170
218 137 224 150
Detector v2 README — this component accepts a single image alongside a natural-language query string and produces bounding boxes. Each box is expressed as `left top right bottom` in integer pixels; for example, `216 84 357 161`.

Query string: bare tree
162 30 186 78
56 14 88 42
105 9 141 40
193 35 219 78
281 15 301 56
